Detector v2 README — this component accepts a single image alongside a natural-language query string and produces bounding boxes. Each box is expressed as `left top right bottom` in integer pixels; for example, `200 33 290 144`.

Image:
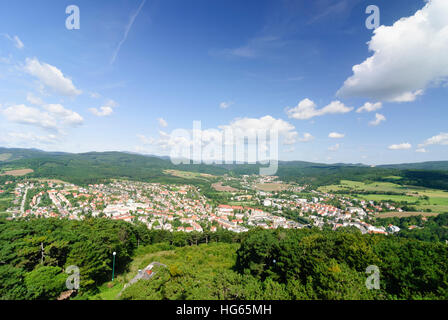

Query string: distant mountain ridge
1 147 448 170
378 161 448 171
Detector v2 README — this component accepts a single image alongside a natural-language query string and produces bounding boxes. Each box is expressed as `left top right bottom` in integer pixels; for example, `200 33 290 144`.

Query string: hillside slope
1 147 448 189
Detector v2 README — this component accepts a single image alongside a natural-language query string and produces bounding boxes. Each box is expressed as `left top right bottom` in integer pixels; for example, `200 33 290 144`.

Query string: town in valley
3 171 423 236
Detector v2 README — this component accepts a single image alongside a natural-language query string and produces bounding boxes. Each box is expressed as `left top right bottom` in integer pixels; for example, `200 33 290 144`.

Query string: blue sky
0 0 447 165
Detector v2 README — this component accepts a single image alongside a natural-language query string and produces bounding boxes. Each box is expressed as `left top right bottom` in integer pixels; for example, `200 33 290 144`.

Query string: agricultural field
255 183 290 192
164 169 216 180
375 211 440 218
0 168 34 176
319 180 448 214
212 182 239 192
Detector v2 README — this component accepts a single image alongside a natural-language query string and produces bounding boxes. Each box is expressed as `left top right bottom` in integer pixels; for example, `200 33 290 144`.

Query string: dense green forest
1 218 447 300
121 227 448 300
0 217 241 300
376 213 448 242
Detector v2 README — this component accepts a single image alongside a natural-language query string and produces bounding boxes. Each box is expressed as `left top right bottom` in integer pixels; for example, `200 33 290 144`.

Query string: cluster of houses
255 188 405 235
213 204 302 232
10 182 81 220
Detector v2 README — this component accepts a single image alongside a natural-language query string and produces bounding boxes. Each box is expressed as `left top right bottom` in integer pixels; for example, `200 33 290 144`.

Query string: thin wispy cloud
228 36 283 58
219 101 234 109
110 0 147 64
307 0 360 25
3 34 24 49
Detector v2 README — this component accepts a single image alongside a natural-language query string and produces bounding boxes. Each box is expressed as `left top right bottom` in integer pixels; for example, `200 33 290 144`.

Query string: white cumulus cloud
219 116 297 144
89 100 117 117
338 0 448 102
419 132 448 146
138 115 299 161
3 104 57 130
388 143 412 150
369 113 386 126
2 103 83 131
329 132 345 139
26 93 44 106
44 104 83 126
298 133 314 142
286 98 353 120
24 58 82 97
356 102 382 113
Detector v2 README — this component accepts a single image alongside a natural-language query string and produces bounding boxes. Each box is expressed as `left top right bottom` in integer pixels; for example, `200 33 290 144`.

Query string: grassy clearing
88 243 175 300
90 282 124 300
131 242 239 275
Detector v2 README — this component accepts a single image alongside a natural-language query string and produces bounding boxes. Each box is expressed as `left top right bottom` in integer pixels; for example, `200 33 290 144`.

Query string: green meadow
319 180 448 213
319 180 410 193
353 194 417 203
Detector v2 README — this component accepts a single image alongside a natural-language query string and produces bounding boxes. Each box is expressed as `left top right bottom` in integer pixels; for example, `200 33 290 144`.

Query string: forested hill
1 147 448 190
378 161 448 171
0 147 67 162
